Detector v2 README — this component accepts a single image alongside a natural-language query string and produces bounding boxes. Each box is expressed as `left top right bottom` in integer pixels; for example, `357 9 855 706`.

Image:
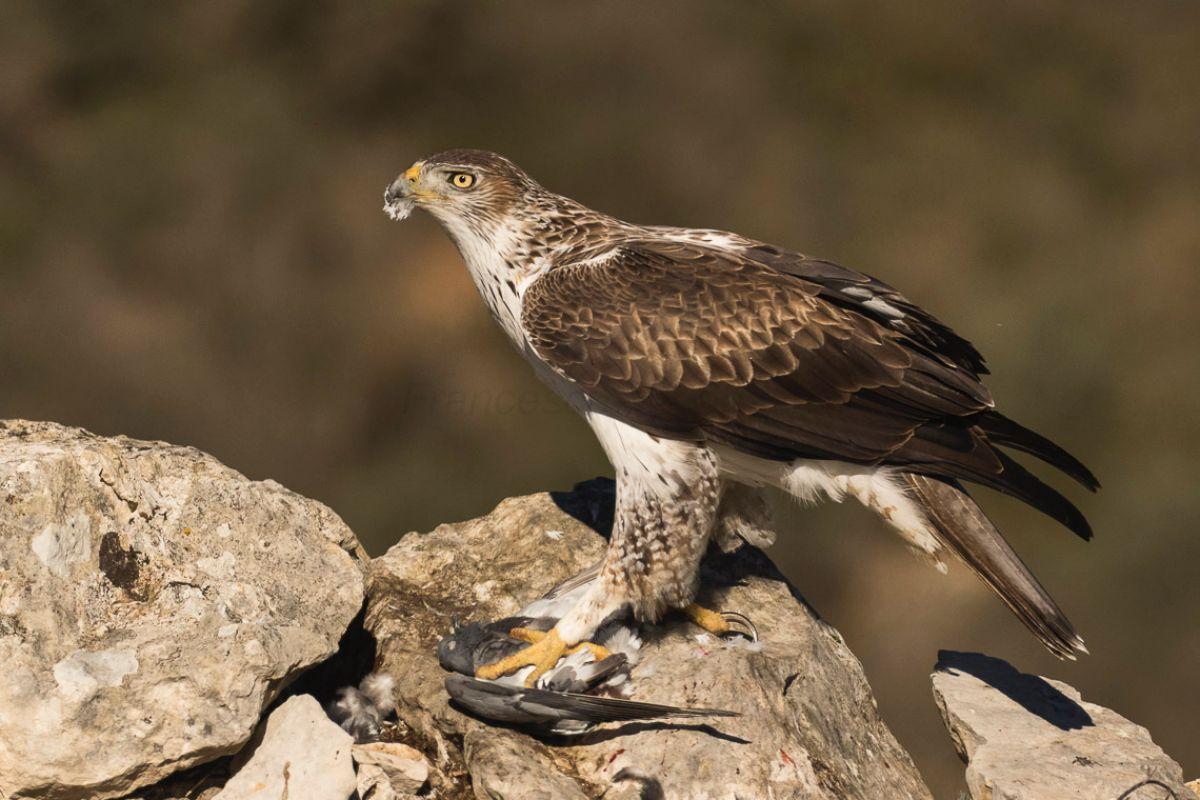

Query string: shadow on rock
937 650 1093 730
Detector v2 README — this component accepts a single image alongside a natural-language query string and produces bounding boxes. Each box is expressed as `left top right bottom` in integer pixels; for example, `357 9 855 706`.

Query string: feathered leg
476 428 724 685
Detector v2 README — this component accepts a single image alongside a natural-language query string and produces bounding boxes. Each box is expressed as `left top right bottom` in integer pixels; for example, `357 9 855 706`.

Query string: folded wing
522 239 1095 539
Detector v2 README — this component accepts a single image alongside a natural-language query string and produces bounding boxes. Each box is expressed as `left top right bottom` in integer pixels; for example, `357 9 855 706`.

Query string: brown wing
737 242 1098 491
523 239 1093 539
741 243 989 374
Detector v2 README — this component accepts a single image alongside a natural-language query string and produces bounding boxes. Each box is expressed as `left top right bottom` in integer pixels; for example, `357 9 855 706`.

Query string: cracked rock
0 420 366 799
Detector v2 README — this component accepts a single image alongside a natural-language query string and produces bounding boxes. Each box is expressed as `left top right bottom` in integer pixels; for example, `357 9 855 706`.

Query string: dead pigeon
437 564 748 733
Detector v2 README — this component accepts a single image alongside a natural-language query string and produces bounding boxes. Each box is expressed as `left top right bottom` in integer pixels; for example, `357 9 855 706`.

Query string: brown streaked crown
414 149 544 237
422 149 534 186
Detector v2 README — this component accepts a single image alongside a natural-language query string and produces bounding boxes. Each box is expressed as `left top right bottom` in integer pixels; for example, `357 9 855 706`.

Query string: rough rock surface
364 478 932 800
0 420 366 799
932 651 1198 800
213 694 357 800
353 742 430 799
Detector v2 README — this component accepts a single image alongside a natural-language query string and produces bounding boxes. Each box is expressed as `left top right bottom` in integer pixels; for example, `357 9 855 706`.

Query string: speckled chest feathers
436 190 616 350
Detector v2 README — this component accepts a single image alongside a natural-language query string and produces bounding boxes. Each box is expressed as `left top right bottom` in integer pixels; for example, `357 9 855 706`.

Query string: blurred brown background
2 2 1197 795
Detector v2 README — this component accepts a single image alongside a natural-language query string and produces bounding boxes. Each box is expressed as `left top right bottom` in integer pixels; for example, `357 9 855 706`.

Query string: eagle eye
449 172 476 189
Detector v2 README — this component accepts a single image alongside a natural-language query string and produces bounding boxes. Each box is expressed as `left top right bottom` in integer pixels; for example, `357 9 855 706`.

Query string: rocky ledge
363 477 932 800
1 421 1193 800
0 421 366 799
933 651 1197 800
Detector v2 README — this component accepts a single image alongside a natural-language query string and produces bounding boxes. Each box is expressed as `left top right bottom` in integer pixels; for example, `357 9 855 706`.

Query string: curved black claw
720 611 758 642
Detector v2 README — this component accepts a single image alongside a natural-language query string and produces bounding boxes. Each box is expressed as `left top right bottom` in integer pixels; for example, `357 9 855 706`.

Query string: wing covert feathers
742 245 990 375
523 238 1095 539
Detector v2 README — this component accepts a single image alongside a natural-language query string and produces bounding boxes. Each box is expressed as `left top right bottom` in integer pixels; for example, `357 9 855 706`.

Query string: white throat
441 214 530 348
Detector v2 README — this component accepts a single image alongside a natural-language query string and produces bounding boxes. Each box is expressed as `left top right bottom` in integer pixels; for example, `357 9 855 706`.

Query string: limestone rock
932 650 1198 800
364 477 932 800
352 742 429 795
355 764 396 800
213 695 356 800
0 420 366 799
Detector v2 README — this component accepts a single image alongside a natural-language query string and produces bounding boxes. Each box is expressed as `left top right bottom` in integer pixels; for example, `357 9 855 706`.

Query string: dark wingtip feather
980 412 1100 492
991 451 1094 541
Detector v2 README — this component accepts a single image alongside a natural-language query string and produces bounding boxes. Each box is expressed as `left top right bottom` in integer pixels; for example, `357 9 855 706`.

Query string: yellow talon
476 627 566 686
683 603 731 635
566 640 612 661
509 627 548 645
507 627 611 661
474 627 612 687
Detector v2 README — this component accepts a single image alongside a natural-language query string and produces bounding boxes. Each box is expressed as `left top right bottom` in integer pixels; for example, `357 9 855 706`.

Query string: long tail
904 473 1088 659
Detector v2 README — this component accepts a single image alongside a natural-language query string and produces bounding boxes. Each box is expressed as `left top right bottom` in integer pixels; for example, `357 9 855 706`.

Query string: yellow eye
450 172 476 189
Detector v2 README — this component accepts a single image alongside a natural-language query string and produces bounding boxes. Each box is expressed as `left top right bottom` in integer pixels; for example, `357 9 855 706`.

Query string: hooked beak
383 160 426 221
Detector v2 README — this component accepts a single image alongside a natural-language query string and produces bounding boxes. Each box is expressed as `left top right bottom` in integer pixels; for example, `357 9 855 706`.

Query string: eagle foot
683 603 759 642
475 627 612 687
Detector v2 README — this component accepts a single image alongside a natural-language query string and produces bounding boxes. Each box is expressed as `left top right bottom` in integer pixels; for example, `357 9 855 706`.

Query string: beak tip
383 161 424 221
383 179 404 203
383 179 415 221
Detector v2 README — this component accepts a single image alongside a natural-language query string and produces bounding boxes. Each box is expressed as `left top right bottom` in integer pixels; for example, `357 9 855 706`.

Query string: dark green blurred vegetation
2 2 1197 795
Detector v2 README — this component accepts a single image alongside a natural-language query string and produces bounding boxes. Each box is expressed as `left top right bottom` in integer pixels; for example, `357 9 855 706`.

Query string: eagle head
384 149 534 242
